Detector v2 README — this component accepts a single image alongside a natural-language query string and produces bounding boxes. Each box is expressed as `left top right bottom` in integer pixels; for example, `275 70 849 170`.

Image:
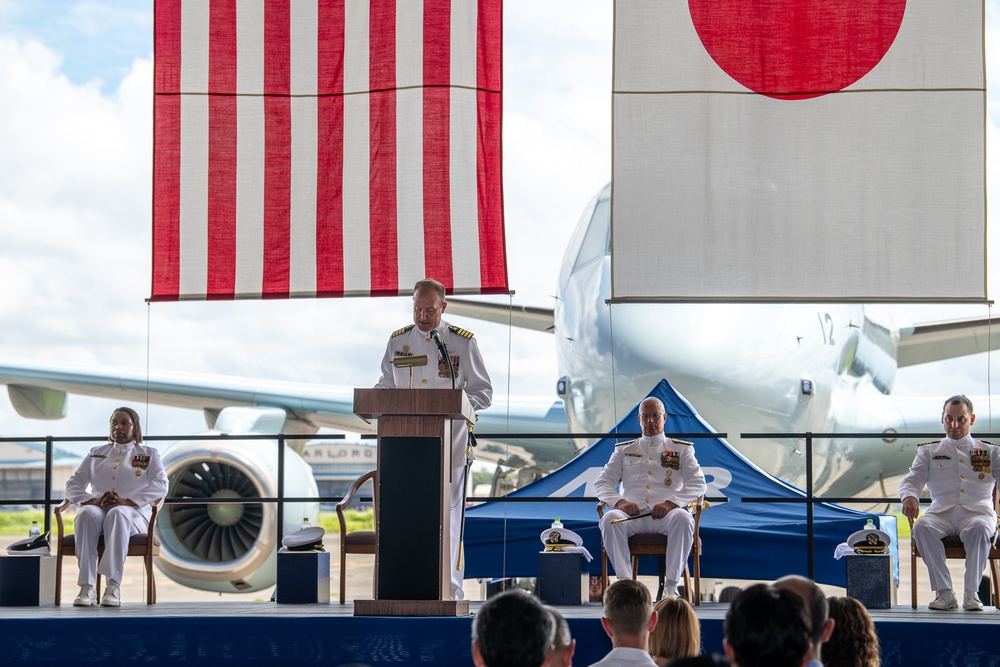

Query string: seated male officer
900 394 1000 611
595 397 706 599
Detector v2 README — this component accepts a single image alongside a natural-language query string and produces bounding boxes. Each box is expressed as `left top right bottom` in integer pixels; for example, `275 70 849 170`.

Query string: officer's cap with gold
539 526 583 552
846 527 892 554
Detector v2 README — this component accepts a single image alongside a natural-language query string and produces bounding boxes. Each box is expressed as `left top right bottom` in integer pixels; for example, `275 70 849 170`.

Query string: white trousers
912 506 995 593
449 466 466 600
599 508 694 585
74 505 148 587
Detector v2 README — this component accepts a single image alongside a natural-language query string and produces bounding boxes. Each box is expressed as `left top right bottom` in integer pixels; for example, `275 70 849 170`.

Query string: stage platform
2 600 999 666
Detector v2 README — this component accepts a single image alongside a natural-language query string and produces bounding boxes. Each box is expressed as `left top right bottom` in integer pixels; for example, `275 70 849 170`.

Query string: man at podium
376 278 493 599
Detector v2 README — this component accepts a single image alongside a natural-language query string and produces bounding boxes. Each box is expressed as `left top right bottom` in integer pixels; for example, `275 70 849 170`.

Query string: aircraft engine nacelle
155 437 319 593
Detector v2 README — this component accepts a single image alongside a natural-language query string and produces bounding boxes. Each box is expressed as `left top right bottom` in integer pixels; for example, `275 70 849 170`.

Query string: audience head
649 597 700 663
602 579 656 647
472 590 555 667
772 574 834 659
723 583 811 667
547 606 575 667
824 596 879 667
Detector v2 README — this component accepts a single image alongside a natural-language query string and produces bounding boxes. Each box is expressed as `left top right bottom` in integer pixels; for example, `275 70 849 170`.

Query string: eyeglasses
638 413 663 421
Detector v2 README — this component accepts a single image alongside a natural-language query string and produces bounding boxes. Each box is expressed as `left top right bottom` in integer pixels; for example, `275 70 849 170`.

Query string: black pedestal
538 553 587 605
276 551 330 604
845 554 894 609
0 556 56 606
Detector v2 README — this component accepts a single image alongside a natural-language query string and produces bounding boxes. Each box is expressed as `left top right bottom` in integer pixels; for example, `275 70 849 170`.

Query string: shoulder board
448 325 474 339
671 439 694 446
980 440 998 447
917 440 941 447
391 324 415 338
615 439 637 448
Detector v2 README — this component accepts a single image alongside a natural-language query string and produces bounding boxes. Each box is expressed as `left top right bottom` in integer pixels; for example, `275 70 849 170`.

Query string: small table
845 553 895 609
0 556 56 606
275 551 330 604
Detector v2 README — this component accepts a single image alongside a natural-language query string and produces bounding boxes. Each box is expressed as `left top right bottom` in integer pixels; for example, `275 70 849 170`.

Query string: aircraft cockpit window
573 198 610 273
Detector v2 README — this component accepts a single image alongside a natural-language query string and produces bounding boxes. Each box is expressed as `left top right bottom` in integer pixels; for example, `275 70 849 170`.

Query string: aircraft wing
445 298 555 333
897 315 1000 367
0 357 573 466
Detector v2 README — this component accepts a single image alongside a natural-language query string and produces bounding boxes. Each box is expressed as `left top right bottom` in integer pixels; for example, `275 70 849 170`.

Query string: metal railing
1 429 958 578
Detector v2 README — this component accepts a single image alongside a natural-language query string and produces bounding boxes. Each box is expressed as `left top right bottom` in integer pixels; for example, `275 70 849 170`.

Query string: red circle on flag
689 0 907 100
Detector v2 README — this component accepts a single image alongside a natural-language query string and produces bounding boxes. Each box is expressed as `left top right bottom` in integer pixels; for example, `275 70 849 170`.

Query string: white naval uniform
376 320 492 599
65 442 169 588
898 435 1000 593
594 434 706 585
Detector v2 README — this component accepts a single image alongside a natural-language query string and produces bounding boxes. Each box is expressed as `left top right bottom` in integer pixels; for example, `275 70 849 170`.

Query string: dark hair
724 584 811 667
824 597 879 667
472 591 555 667
603 579 652 637
943 394 974 414
772 574 827 646
110 407 143 444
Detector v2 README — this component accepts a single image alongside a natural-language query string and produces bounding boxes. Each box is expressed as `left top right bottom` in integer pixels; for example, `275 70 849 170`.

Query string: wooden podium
352 388 475 616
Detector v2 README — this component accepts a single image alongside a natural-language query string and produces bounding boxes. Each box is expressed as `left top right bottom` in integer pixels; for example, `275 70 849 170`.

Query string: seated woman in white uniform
64 407 169 607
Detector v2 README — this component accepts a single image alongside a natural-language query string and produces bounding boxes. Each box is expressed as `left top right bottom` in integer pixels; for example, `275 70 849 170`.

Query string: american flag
153 0 507 301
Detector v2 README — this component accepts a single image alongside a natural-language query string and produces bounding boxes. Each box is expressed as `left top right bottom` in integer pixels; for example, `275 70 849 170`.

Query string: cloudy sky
0 0 998 455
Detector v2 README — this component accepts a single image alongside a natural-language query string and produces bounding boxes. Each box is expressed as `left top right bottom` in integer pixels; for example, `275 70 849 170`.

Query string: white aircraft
0 182 997 593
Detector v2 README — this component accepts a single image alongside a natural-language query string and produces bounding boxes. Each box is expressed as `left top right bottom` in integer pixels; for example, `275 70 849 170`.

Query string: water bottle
864 519 876 531
28 521 40 538
299 517 312 530
551 517 563 529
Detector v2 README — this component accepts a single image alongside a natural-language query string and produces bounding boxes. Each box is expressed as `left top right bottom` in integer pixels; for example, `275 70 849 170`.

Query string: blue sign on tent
465 379 898 587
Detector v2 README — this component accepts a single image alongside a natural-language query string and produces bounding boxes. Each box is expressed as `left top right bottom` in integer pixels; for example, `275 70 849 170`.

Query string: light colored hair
649 597 700 661
413 278 446 303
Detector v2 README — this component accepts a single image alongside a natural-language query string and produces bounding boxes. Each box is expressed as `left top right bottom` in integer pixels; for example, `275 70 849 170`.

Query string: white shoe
964 591 984 611
661 585 680 600
73 585 97 607
100 585 121 607
928 589 958 610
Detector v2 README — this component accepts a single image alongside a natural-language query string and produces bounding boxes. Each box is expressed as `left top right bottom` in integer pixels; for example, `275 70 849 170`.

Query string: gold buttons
421 379 428 384
112 476 116 481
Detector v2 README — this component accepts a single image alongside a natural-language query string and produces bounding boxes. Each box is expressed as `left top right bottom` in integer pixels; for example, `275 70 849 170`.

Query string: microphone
429 328 445 353
429 329 456 388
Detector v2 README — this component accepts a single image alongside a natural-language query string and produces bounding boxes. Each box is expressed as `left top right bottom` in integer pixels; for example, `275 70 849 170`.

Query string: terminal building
300 440 376 509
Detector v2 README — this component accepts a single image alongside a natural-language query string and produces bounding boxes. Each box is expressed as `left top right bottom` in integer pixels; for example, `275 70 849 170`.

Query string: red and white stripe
153 0 507 301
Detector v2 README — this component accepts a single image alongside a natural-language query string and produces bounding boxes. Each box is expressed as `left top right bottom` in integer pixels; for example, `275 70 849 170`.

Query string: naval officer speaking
375 278 493 600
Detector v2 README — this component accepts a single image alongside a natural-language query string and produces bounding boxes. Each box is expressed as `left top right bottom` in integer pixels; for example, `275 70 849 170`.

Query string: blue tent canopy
465 379 898 586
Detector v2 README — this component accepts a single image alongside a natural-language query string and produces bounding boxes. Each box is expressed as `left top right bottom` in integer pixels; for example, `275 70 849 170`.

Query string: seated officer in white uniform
595 397 706 600
65 407 168 607
900 394 1000 611
375 278 492 599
